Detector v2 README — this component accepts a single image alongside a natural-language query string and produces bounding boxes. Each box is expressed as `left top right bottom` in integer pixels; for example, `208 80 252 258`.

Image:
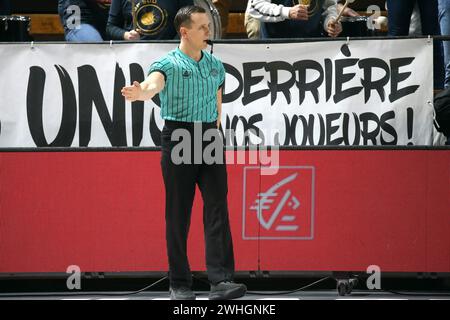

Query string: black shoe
209 281 247 300
170 286 196 300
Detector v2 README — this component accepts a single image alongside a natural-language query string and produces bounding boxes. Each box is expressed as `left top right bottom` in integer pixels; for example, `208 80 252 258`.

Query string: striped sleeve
218 61 225 90
148 58 173 82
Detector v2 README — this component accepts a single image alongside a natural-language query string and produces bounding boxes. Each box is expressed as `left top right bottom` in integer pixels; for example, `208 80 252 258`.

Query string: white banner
0 39 434 147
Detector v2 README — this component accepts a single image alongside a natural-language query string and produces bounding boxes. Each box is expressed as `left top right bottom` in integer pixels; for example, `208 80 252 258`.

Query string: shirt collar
176 47 205 65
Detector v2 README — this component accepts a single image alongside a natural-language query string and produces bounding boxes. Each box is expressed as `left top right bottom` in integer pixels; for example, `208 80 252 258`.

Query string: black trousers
160 120 235 288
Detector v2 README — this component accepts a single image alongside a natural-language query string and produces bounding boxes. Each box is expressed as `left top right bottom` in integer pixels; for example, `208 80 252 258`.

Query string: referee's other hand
121 81 141 102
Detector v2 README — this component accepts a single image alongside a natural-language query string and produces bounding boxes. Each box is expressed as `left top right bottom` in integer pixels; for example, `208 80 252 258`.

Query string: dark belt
164 120 217 130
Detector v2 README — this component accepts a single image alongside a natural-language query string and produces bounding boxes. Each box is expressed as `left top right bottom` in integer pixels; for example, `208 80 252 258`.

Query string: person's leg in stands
245 0 260 39
212 0 230 37
418 0 445 89
438 0 450 88
65 23 103 42
386 0 415 36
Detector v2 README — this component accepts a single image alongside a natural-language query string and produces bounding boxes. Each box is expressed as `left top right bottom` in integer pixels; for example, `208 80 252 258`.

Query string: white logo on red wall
243 167 315 240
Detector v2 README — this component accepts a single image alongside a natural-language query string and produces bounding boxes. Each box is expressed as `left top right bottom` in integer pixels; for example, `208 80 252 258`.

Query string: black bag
433 88 450 136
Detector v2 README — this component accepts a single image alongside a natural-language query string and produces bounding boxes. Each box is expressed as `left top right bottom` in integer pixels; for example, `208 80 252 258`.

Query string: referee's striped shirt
148 47 225 123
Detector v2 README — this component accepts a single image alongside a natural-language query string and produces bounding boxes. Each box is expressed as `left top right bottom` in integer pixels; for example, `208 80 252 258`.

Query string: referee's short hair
174 5 207 36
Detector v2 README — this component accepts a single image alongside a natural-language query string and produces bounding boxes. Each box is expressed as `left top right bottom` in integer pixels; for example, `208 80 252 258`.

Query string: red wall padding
0 149 448 273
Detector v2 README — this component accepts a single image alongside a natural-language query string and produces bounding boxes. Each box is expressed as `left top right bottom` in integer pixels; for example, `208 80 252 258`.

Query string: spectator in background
386 0 445 89
212 0 230 37
248 0 342 39
0 0 12 15
409 1 422 36
438 0 450 88
245 0 260 39
107 0 193 40
58 0 111 41
337 0 359 18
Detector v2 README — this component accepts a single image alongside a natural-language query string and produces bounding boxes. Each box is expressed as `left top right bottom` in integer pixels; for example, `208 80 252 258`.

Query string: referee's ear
179 26 188 39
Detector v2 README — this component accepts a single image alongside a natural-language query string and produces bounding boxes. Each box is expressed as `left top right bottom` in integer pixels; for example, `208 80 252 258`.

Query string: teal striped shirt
148 47 225 122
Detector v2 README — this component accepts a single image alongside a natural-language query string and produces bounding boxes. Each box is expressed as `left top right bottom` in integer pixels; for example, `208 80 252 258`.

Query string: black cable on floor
192 275 332 296
0 276 168 298
246 277 332 295
386 290 450 297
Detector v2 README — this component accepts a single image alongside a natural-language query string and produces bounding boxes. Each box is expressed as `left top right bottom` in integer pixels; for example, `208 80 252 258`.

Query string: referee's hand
121 81 141 102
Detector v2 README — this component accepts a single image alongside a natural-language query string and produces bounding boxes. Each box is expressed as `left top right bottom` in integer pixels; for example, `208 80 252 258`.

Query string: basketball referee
121 5 246 300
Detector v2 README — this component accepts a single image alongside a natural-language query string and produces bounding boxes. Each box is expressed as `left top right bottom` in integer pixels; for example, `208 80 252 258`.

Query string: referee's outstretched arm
121 71 165 102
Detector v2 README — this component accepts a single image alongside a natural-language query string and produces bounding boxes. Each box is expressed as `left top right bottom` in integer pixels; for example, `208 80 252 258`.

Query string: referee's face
186 13 211 51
